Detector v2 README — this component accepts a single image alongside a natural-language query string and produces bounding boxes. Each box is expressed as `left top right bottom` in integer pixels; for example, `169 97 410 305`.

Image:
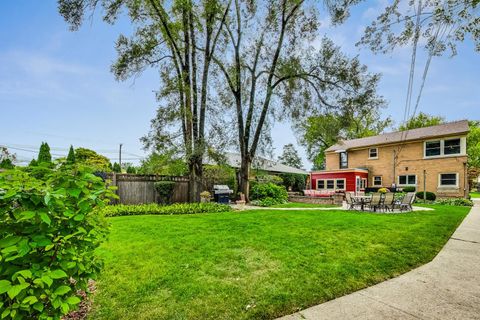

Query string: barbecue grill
213 185 233 204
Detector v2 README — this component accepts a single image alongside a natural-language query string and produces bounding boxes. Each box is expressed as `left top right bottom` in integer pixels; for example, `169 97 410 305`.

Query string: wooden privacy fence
108 174 190 204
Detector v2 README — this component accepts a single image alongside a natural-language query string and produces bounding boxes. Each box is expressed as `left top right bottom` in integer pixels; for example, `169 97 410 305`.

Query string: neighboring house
205 152 308 175
310 120 469 198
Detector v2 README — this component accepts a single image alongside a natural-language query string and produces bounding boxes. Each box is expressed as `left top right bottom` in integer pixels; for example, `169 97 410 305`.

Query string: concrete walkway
278 200 480 320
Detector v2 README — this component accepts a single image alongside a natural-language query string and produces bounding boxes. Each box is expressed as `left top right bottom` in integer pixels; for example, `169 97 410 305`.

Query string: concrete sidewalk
279 200 480 320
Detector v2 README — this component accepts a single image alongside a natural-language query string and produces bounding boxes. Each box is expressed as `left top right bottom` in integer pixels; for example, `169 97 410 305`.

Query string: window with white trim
398 175 416 186
326 180 335 189
444 138 461 155
361 178 367 189
425 138 463 158
369 148 378 159
336 179 345 190
317 180 325 189
373 176 382 186
439 173 458 187
339 152 348 169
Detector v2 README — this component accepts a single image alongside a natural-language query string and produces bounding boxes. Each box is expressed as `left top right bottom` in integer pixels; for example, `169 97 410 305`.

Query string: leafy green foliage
203 165 236 193
137 153 188 176
75 148 112 172
277 144 302 169
37 142 52 164
436 198 473 207
112 162 122 173
402 186 416 193
0 147 16 169
398 112 445 131
0 165 115 319
416 191 436 201
28 159 38 167
101 203 232 217
279 173 306 192
66 146 76 164
126 166 136 174
250 183 288 206
154 181 176 204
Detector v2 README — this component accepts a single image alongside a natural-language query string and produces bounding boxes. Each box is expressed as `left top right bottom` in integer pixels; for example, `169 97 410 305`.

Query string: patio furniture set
345 192 416 212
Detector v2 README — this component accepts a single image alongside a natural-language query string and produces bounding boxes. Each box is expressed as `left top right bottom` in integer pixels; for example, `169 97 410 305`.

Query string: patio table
352 195 372 211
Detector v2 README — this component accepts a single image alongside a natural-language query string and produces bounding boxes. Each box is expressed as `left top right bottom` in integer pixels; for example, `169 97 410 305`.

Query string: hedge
416 191 436 201
101 203 232 217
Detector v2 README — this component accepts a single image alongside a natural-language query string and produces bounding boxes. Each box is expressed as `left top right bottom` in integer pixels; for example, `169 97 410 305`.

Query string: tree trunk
239 155 251 202
188 158 203 202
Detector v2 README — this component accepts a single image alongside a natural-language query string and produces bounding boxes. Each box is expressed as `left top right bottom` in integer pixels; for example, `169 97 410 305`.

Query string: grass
91 205 469 320
268 202 339 208
470 192 480 198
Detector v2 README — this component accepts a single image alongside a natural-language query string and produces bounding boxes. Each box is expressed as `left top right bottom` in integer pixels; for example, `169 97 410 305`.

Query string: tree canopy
278 144 303 169
75 148 112 172
37 142 52 164
398 112 445 131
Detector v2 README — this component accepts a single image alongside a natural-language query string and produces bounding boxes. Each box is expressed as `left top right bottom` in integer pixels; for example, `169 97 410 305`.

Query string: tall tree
66 145 76 164
75 147 112 172
58 0 231 202
328 0 480 56
0 147 16 169
467 121 480 189
212 1 386 200
278 144 303 169
37 142 52 164
296 105 391 169
398 112 445 131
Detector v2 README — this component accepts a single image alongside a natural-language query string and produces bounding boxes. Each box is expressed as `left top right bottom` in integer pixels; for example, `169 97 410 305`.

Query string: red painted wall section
311 171 369 192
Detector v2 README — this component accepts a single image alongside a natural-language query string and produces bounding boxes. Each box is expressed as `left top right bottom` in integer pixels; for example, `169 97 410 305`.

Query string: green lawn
91 205 469 320
268 202 339 208
470 192 480 198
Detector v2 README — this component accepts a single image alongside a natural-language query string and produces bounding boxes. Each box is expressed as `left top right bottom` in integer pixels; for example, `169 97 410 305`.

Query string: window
336 179 345 190
425 138 463 158
361 178 367 189
444 138 461 155
317 180 325 189
373 176 382 186
439 173 458 187
339 152 348 169
425 141 441 157
326 180 335 189
398 175 416 185
369 148 378 159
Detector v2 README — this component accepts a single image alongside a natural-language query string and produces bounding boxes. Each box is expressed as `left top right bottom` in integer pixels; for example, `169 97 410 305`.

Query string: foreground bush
416 191 436 201
0 165 115 319
436 198 473 207
250 183 288 206
101 203 232 217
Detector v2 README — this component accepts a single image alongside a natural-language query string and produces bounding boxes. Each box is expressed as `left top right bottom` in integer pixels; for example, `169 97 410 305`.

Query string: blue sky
1 1 479 168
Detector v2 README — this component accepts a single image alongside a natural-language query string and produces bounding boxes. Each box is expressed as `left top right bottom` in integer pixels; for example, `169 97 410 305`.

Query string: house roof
326 120 469 152
205 152 308 175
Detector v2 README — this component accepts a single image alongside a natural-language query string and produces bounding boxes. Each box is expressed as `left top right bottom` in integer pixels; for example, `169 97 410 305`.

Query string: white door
355 176 361 194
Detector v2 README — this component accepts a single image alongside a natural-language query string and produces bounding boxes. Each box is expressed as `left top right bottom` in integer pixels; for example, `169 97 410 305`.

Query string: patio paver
278 200 480 320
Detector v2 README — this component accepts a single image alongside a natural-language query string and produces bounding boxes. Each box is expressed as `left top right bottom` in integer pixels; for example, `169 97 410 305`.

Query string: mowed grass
91 205 469 320
470 192 480 198
268 202 339 208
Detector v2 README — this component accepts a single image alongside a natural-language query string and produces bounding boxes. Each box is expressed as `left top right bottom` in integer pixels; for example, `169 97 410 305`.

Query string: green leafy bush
154 181 176 204
402 186 416 192
250 182 288 206
279 173 307 191
436 198 473 207
0 165 115 319
101 203 232 217
416 191 436 201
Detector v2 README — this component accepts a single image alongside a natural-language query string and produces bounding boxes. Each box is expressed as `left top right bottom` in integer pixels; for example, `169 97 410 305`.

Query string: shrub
200 191 211 202
101 203 231 217
37 142 52 164
402 186 416 192
112 162 122 173
416 191 436 201
66 146 76 164
378 187 389 193
250 182 288 206
279 173 307 191
0 165 115 319
436 198 473 207
255 174 283 186
154 181 176 204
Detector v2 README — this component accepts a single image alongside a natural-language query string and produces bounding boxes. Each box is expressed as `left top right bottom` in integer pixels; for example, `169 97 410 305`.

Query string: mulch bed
62 280 96 320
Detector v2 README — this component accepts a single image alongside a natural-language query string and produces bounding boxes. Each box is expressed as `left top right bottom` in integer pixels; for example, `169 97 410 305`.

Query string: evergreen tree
66 145 76 164
278 144 303 169
0 158 14 169
29 159 38 167
112 162 122 173
126 166 137 174
37 142 52 164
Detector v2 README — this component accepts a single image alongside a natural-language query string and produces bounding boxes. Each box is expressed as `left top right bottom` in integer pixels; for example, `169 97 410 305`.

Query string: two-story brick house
310 120 469 198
